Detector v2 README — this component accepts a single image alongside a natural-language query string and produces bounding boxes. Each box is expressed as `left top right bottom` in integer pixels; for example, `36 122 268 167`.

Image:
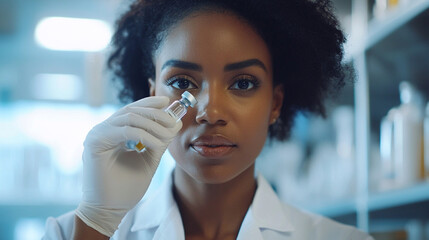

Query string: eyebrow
161 58 267 72
224 59 267 72
161 60 202 71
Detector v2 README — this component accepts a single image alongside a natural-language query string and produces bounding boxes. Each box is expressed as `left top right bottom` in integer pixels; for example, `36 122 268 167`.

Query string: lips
190 135 237 158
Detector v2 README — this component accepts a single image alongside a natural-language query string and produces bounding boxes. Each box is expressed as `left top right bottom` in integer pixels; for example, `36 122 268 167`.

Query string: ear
270 84 284 125
148 78 156 96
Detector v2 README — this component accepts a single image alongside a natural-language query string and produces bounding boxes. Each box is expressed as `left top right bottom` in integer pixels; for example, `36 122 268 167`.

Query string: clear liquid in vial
128 91 197 152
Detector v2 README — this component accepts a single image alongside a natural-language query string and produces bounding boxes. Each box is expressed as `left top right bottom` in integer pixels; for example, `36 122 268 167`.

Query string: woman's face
151 12 283 184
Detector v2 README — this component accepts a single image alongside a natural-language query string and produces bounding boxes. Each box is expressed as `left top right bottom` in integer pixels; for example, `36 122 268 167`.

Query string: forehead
154 12 272 71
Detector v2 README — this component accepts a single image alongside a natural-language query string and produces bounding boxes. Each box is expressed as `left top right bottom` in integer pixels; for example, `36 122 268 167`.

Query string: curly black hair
108 0 348 141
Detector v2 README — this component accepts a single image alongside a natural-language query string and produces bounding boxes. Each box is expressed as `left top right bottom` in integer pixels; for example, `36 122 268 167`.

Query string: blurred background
0 0 428 239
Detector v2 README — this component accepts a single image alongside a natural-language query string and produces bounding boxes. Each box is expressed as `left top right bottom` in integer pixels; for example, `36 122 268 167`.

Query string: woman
44 0 373 239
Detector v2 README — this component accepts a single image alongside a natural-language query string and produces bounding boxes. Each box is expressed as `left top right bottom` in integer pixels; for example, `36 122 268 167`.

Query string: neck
173 166 257 239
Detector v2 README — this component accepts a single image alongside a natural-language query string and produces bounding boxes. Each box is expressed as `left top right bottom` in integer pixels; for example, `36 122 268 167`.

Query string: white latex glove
75 96 182 237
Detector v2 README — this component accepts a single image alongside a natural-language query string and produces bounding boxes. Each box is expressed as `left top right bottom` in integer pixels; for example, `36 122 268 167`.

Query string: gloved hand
75 96 182 237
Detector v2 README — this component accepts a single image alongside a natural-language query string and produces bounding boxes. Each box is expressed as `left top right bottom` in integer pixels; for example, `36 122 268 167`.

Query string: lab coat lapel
131 175 185 240
237 208 264 240
237 174 294 240
131 200 185 240
252 174 294 232
131 177 173 231
152 205 185 240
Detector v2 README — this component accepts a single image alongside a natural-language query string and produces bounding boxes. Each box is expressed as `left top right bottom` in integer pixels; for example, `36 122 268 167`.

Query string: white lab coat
43 173 373 240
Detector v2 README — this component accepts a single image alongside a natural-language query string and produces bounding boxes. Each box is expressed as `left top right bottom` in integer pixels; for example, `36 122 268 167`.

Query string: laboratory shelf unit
366 0 429 134
348 0 429 236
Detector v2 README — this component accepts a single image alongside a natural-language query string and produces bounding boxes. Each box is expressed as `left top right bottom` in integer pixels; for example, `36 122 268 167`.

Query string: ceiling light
34 17 112 52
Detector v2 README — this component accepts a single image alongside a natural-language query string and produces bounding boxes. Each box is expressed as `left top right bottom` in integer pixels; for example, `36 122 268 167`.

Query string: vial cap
182 91 197 107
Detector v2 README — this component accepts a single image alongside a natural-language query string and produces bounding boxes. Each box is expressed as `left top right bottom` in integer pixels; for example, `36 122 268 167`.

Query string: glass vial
127 91 197 152
165 91 197 121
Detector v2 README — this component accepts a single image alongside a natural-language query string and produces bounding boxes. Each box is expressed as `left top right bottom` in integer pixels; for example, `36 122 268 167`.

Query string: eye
166 75 197 90
229 76 260 91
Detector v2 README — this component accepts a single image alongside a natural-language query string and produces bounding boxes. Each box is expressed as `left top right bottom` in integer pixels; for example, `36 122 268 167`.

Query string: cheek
239 107 270 148
229 98 272 159
240 98 272 129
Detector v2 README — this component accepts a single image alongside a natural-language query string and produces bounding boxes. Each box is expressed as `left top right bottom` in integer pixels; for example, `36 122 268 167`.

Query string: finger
110 96 170 119
110 107 177 128
170 120 183 135
128 107 177 128
128 96 170 108
121 126 165 150
99 126 164 150
109 112 179 140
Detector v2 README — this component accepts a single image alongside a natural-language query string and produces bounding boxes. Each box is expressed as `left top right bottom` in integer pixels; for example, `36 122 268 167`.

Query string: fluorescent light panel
35 17 112 52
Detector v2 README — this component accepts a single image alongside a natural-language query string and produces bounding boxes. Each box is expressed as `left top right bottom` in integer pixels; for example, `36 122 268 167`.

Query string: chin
175 161 254 185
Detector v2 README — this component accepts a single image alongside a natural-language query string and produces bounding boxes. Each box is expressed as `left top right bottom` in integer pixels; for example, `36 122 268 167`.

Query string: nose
195 87 228 126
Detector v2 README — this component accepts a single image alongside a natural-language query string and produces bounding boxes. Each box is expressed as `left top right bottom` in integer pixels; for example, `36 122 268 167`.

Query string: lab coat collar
237 174 295 240
131 176 178 231
251 174 295 232
130 172 294 236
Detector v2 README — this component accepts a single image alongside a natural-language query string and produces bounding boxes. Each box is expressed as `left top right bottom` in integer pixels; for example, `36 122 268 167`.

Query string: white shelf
368 182 429 212
295 182 429 218
366 0 429 49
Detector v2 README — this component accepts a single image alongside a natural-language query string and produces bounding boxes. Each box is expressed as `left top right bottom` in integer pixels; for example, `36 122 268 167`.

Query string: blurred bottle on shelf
379 109 397 190
395 82 425 186
425 102 429 179
379 82 425 190
331 106 356 198
373 0 411 19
